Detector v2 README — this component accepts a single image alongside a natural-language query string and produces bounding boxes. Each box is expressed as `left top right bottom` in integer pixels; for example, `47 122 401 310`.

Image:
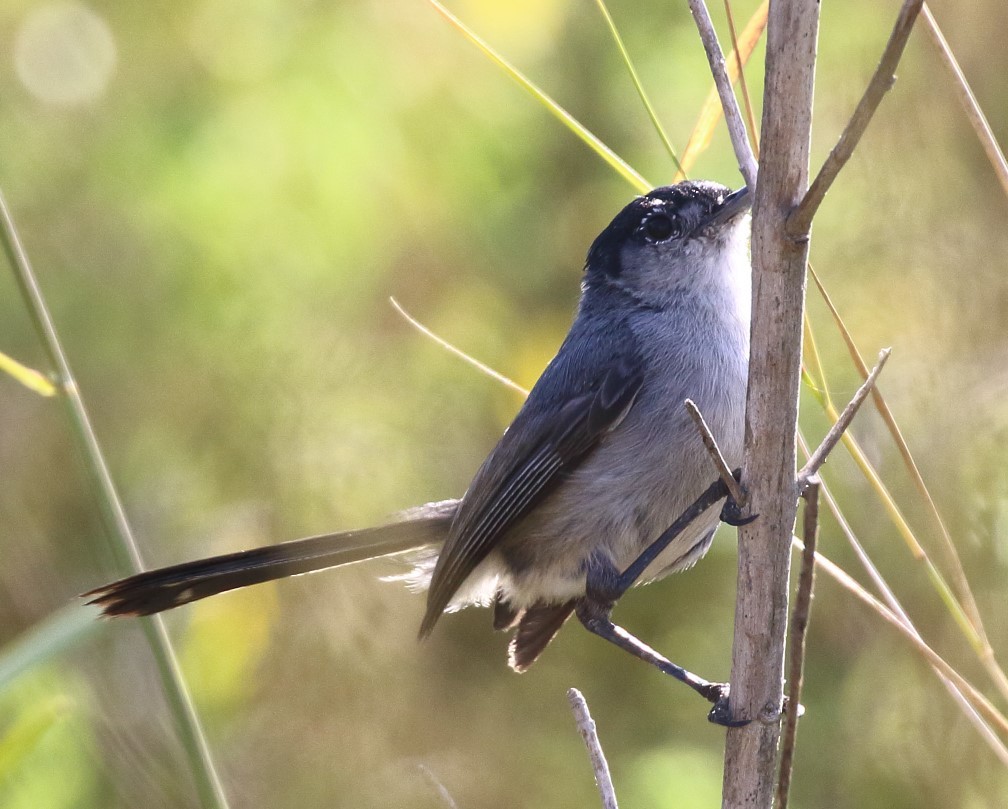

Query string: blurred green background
1 0 1007 806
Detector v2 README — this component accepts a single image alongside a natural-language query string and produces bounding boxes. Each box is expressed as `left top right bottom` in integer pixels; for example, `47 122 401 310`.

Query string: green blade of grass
428 0 651 194
802 307 831 405
799 364 826 407
0 605 102 691
592 0 684 175
0 189 230 809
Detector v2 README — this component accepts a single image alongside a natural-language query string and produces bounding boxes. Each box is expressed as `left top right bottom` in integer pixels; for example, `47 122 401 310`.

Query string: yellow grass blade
722 0 760 155
676 0 768 180
0 350 56 396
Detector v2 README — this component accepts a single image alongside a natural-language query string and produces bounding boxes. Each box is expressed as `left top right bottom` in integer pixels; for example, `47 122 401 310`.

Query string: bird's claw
720 498 757 527
703 683 751 728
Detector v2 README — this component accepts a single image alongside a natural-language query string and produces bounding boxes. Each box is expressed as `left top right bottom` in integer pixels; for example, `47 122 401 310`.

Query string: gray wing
420 322 644 636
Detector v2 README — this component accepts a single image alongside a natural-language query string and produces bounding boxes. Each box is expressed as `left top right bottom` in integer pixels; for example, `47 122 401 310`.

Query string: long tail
84 501 457 617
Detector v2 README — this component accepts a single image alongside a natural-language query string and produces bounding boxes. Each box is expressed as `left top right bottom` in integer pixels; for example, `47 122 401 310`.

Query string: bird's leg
611 477 730 597
573 478 754 726
577 553 742 726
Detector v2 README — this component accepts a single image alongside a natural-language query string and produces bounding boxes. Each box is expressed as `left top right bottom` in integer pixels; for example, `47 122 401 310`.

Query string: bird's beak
705 186 752 228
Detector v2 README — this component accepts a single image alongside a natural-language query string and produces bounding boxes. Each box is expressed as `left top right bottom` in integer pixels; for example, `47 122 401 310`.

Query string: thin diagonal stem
799 348 890 484
789 0 925 235
685 399 745 506
676 1 767 182
428 0 651 193
922 4 1008 197
0 189 229 809
390 297 528 396
594 0 684 175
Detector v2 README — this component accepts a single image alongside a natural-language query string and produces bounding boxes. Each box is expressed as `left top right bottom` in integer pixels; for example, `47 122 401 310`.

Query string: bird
85 179 752 714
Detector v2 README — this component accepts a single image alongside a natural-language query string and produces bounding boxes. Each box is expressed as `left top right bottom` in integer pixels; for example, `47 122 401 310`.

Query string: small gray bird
86 179 752 711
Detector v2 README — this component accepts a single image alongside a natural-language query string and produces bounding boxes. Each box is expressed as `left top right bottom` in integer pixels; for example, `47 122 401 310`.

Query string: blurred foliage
1 0 1007 807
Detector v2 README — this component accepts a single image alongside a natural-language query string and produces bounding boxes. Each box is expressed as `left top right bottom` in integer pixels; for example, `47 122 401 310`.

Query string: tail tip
418 606 442 641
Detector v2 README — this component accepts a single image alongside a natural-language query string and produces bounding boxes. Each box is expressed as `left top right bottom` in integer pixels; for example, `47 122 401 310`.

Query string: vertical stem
0 190 230 809
721 1 820 806
775 480 820 809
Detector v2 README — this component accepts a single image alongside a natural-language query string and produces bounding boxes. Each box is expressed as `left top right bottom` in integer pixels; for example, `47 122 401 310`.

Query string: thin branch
568 688 619 809
685 0 759 188
776 480 820 809
685 399 745 506
389 297 528 397
799 348 890 484
922 4 1008 198
788 0 925 236
0 189 230 809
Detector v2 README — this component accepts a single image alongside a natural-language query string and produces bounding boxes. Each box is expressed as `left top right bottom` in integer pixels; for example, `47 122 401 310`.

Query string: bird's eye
642 214 679 242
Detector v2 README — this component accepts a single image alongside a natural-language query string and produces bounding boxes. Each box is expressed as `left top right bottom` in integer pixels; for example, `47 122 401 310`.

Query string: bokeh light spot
14 1 117 107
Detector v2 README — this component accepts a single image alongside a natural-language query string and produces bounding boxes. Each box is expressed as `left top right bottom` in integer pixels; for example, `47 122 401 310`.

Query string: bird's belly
488 411 731 608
